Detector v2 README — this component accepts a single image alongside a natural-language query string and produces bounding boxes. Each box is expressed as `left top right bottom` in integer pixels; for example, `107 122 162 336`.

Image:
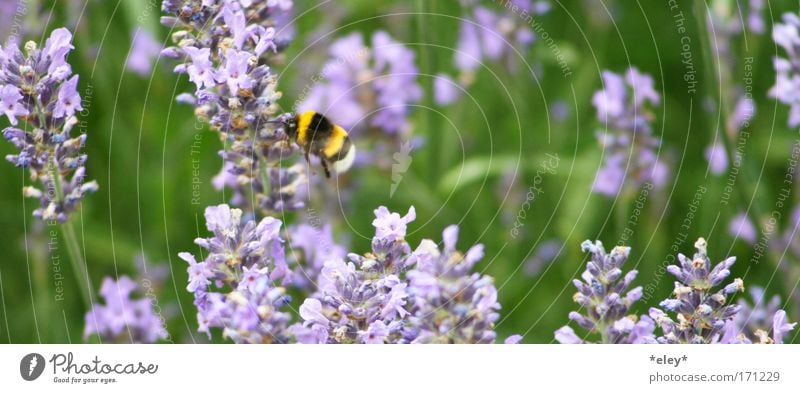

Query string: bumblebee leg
321 159 331 178
302 149 316 175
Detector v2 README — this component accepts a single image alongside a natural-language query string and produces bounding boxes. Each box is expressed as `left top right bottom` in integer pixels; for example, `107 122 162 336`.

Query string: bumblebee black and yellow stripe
295 111 317 147
323 125 348 159
289 110 356 178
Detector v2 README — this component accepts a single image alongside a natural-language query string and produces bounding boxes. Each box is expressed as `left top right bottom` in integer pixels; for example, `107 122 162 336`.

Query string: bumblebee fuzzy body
287 111 356 178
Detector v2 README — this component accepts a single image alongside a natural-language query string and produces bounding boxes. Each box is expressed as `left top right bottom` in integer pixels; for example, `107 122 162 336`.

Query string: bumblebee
284 111 356 178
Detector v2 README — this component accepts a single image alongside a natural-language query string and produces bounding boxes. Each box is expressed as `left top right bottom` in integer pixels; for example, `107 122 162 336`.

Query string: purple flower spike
720 286 796 344
126 29 162 76
0 27 97 222
556 240 654 344
650 238 744 344
83 276 168 343
434 73 461 105
704 140 728 175
288 222 347 289
298 31 422 136
591 67 666 197
454 3 550 78
405 225 502 343
180 204 293 343
773 311 796 344
289 206 516 344
770 13 800 127
161 1 307 214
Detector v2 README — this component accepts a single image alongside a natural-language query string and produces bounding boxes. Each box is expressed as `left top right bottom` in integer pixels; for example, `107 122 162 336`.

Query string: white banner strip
1 345 798 392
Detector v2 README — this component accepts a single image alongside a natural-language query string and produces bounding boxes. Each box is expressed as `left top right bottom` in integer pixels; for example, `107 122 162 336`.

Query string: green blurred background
0 0 798 343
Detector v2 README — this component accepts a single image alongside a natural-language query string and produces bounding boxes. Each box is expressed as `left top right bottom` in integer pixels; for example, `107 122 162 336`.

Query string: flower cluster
557 237 796 344
649 238 743 343
1 0 52 42
161 0 307 214
770 12 800 127
288 222 347 289
0 28 98 222
404 224 511 343
290 206 416 344
83 276 168 343
707 0 766 40
435 1 550 106
179 204 293 343
723 286 797 344
591 68 666 197
454 0 550 79
555 240 654 344
727 207 800 316
298 31 422 136
290 206 517 344
728 212 757 244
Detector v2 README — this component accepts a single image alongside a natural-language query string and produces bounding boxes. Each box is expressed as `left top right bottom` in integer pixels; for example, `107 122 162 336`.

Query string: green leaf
438 155 518 193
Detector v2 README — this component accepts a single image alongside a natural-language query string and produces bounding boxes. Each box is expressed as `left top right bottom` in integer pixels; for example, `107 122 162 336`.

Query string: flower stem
416 0 439 183
49 155 92 308
596 321 611 344
30 227 57 340
60 219 92 308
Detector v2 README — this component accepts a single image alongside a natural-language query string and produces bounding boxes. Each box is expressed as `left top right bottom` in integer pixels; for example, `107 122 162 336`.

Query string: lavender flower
179 204 293 343
433 73 461 106
83 276 168 343
404 225 506 343
649 238 743 344
1 28 98 222
728 212 757 244
161 0 307 214
745 0 766 34
728 94 756 132
556 240 654 344
591 68 666 197
126 29 161 76
524 240 560 277
298 31 422 135
730 207 800 319
289 206 416 344
721 286 796 344
454 1 550 80
0 1 51 43
704 140 728 175
290 206 516 344
288 222 347 289
0 1 20 42
702 103 753 182
770 12 800 127
708 0 766 43
550 100 569 122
